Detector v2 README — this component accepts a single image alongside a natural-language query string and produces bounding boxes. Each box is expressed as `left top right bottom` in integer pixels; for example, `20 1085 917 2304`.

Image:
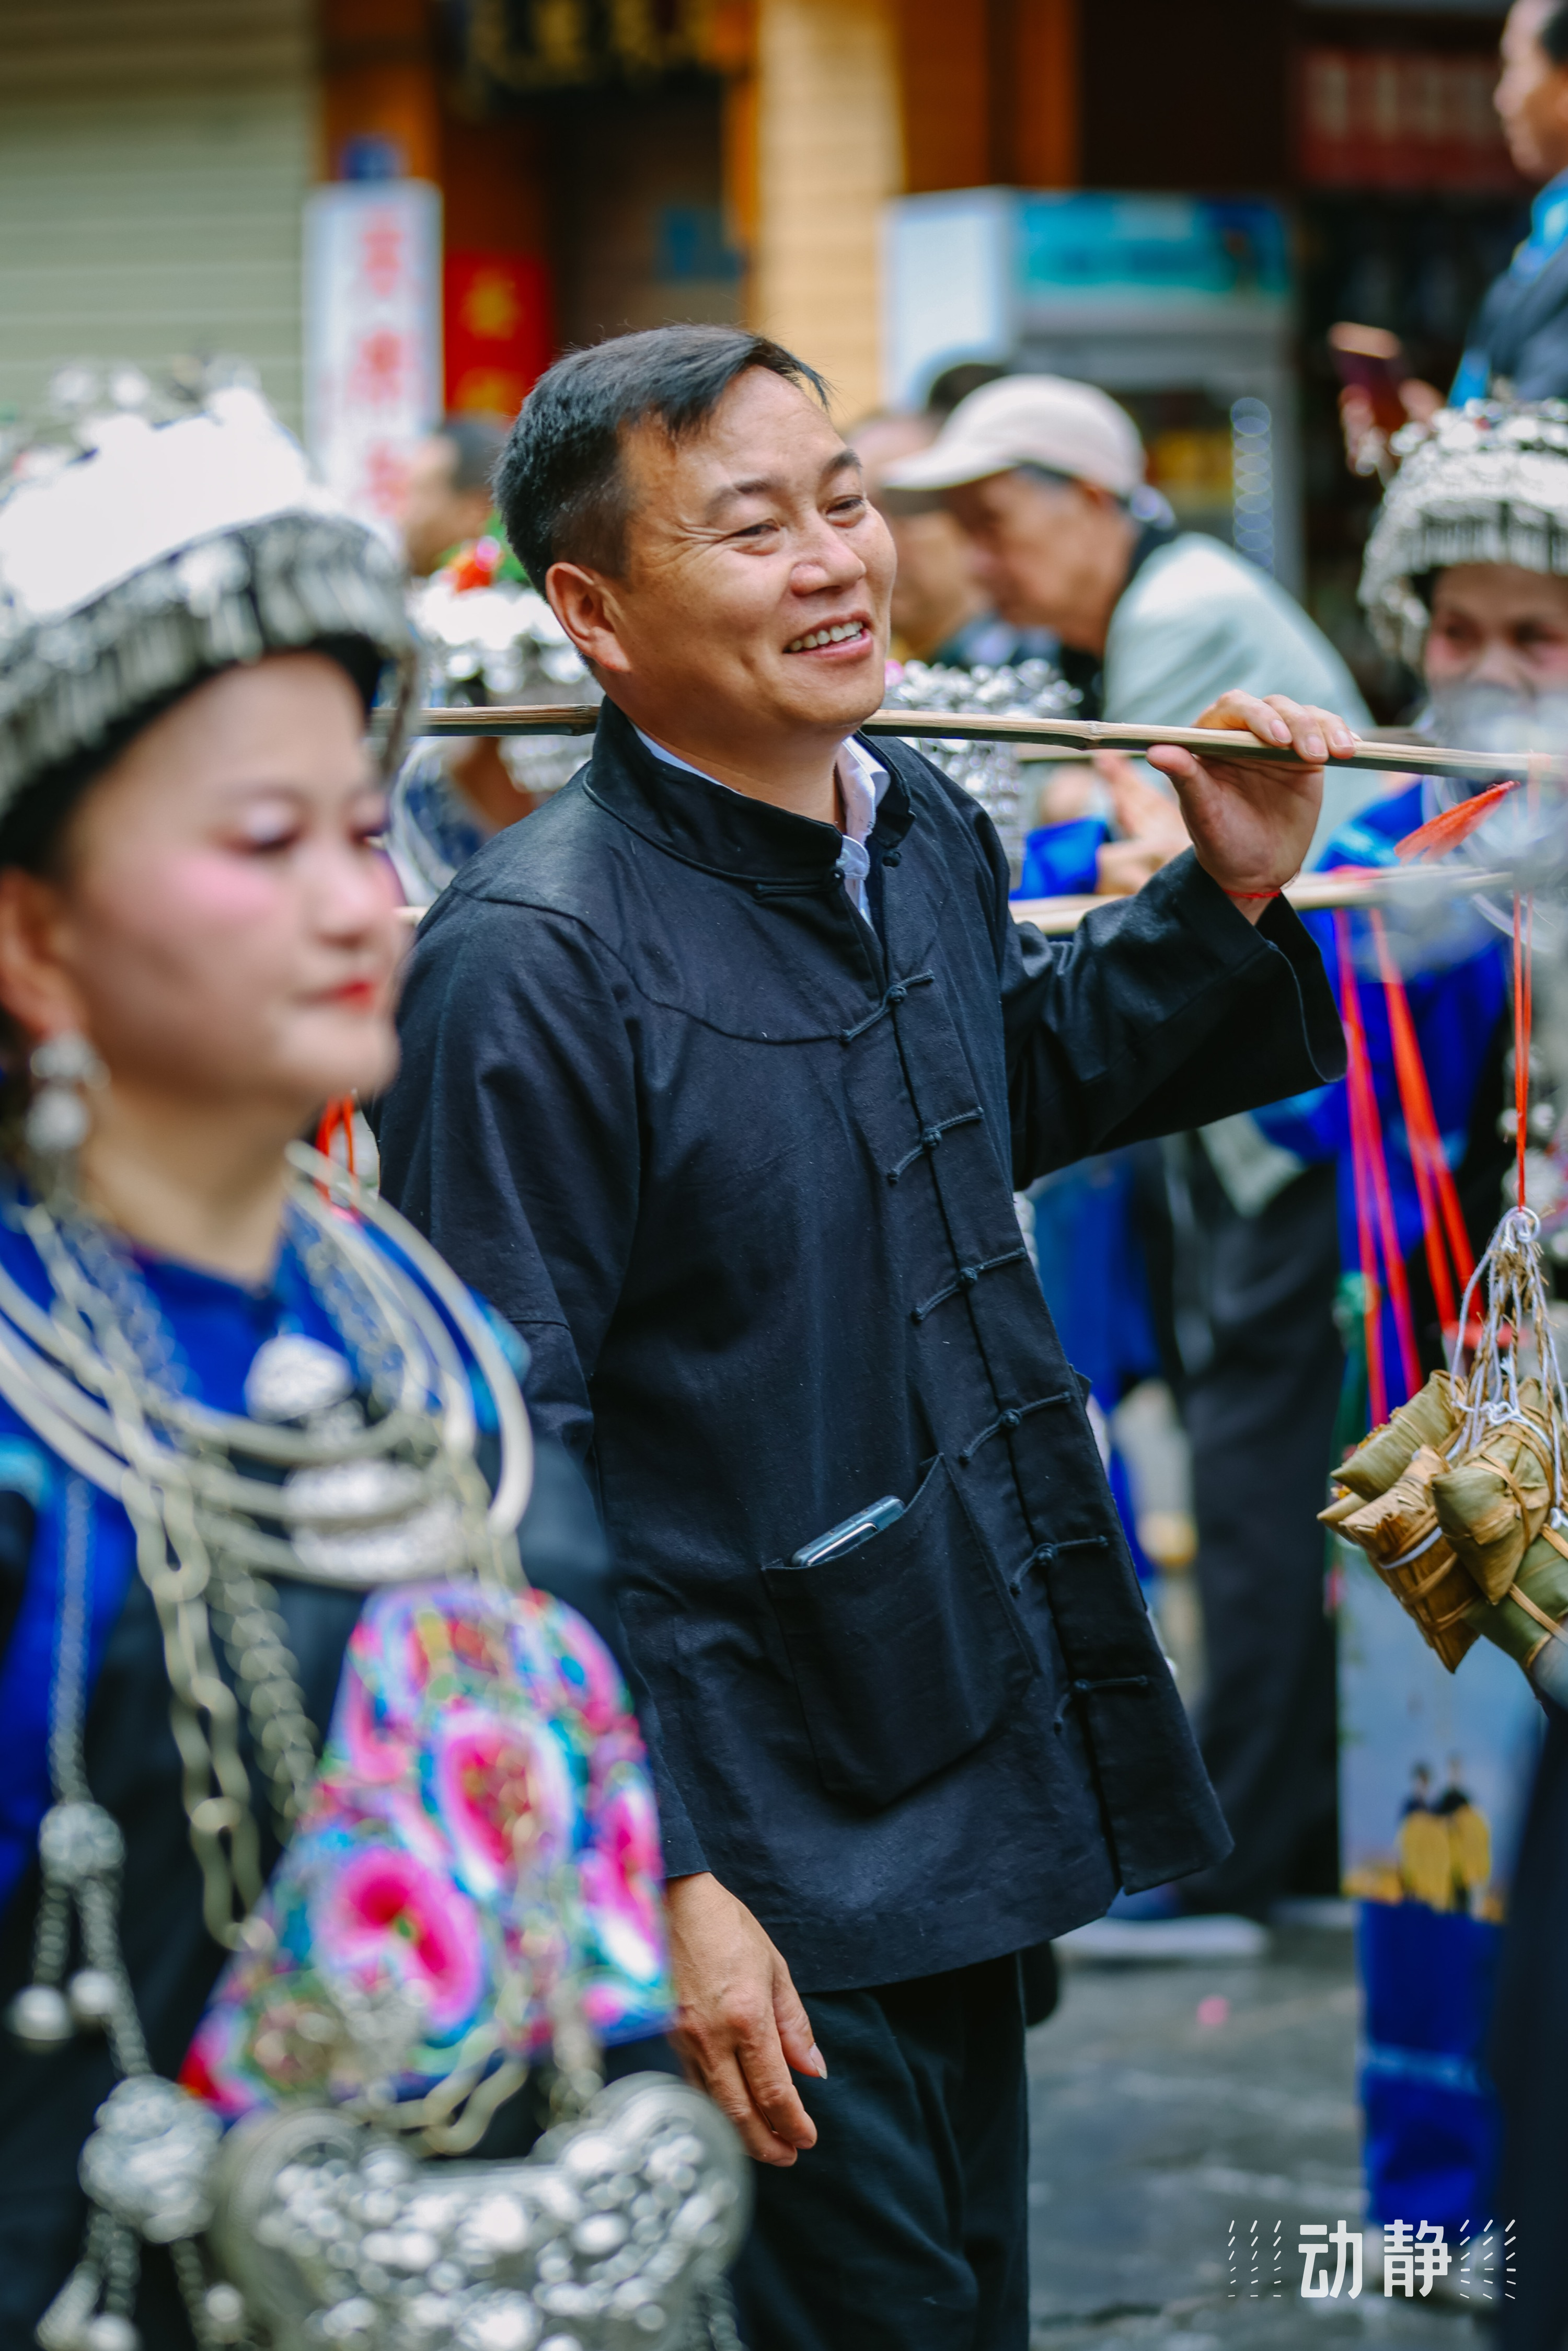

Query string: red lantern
443 251 553 418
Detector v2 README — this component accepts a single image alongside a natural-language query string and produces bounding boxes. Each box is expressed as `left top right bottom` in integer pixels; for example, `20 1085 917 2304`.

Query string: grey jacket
1105 534 1375 856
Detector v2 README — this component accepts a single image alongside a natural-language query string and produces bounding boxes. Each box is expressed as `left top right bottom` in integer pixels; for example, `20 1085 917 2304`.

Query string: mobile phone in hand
1329 322 1410 437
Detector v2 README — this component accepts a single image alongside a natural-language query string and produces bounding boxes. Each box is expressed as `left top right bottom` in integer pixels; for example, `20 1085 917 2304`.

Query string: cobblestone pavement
1026 1925 1489 2349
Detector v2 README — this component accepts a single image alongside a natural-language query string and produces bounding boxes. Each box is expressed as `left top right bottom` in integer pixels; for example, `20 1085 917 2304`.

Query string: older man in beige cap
884 374 1373 815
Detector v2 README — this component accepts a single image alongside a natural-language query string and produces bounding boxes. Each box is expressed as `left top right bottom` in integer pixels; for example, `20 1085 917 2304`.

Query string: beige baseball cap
882 374 1146 500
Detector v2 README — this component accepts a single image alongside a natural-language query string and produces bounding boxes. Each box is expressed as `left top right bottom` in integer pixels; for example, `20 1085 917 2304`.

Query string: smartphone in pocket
763 1457 1037 1808
788 1495 904 1571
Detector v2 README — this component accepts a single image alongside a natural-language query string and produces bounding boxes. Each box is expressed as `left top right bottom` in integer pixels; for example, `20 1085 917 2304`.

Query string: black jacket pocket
762 1454 1037 1810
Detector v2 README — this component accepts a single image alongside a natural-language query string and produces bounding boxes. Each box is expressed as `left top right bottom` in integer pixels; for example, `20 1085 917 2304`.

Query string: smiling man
374 325 1353 2350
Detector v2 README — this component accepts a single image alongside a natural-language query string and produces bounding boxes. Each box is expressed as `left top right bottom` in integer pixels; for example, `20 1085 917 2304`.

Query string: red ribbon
1367 910 1475 1345
1335 911 1421 1418
1514 889 1534 1212
315 1096 358 1179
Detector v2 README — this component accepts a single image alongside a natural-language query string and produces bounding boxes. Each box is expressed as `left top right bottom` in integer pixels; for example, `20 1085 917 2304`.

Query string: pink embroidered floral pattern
182 1582 671 2120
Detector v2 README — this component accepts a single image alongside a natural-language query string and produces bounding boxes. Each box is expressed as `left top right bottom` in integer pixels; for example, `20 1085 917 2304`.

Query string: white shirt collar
631 725 889 914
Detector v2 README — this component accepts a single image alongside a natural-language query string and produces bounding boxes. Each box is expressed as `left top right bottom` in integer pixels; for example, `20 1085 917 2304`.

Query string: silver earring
25 1031 106 1186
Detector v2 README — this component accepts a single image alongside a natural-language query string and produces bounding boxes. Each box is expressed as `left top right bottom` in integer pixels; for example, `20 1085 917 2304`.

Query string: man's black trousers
730 1952 1029 2351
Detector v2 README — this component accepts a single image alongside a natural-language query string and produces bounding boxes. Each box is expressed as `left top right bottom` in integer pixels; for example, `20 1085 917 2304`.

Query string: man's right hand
665 1871 826 2166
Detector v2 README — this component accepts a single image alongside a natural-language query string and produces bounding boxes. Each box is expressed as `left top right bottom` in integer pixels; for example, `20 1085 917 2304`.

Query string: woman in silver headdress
0 374 742 2351
1361 400 1568 743
387 537 601 905
1366 404 1568 2351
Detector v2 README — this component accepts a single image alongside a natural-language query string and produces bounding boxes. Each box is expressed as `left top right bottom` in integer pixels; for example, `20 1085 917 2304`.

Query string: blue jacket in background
1251 783 1509 1368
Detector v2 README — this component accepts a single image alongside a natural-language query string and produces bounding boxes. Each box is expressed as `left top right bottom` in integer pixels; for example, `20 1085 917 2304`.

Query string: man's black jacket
376 702 1345 1991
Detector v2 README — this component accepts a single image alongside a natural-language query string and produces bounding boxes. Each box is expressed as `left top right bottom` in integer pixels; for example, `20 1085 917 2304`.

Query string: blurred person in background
1343 0 1568 473
854 410 1054 670
390 410 600 902
399 410 510 578
1262 408 1568 2303
1456 0 1568 399
892 374 1378 1934
1267 403 1563 1382
885 374 1371 807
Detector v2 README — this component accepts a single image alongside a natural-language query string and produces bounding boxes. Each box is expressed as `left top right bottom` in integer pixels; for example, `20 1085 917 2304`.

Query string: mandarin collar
583 698 914 884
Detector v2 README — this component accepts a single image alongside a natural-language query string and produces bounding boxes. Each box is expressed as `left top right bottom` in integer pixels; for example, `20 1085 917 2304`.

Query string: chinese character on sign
1384 2220 1450 2298
1299 2221 1363 2299
304 181 441 534
358 441 411 527
348 329 411 411
359 213 406 299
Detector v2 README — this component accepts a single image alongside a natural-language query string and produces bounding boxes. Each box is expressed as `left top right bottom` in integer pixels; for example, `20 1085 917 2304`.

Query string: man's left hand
1146 691 1359 927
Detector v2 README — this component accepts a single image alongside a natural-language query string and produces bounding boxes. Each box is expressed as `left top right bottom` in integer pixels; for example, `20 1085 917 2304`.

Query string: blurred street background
1026 1929 1495 2350
0 0 1532 723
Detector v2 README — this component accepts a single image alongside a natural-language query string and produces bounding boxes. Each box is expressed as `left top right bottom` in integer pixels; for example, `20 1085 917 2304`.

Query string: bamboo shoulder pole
393 706 1521 927
403 702 1563 786
1010 867 1508 936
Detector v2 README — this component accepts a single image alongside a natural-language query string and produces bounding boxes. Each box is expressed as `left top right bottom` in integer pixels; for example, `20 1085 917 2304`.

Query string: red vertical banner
443 251 554 419
1301 50 1355 185
1358 53 1405 188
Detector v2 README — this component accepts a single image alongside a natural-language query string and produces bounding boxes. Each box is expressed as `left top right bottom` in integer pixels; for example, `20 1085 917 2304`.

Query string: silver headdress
881 657 1080 886
413 544 599 790
0 363 417 823
1359 401 1568 667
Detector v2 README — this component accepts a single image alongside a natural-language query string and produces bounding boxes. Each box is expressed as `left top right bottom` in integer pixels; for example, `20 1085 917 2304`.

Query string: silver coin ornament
287 1457 466 1583
6 1982 74 2047
66 1969 121 2031
31 1033 106 1088
82 2316 140 2351
39 1802 124 1888
78 2076 223 2244
25 1085 91 1157
201 2283 247 2344
244 1333 356 1424
24 1030 108 1169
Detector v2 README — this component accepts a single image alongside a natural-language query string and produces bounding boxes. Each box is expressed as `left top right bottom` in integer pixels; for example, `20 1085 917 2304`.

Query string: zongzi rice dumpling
1432 1396 1553 1603
1336 1446 1480 1671
1333 1371 1462 1501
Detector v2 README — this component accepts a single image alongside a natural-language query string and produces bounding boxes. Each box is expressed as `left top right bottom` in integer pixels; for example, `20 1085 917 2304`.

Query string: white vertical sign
304 181 442 536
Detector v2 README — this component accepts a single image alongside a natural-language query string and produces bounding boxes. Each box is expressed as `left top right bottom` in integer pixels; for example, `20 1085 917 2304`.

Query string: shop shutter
0 0 314 432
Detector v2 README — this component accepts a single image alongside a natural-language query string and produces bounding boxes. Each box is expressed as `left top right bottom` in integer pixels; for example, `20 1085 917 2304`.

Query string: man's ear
546 563 633 678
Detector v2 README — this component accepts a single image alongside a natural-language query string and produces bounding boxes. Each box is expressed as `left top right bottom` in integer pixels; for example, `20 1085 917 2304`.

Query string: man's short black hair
439 412 510 497
1536 0 1568 63
924 360 1009 420
493 325 829 591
